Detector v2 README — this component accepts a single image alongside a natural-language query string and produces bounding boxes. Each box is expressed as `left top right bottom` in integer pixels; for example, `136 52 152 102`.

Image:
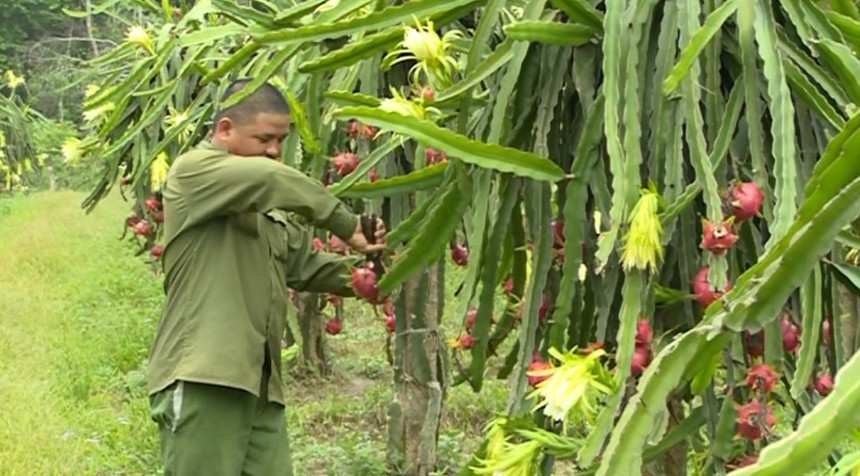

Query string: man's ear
212 117 235 141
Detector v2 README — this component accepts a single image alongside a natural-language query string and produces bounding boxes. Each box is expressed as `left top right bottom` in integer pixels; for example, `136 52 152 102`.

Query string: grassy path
0 190 163 475
0 190 510 476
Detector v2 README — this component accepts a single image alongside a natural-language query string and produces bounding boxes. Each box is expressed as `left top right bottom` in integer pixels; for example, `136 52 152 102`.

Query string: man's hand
346 215 387 254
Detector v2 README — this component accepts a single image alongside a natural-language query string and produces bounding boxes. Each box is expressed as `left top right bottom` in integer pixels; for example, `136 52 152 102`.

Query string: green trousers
149 361 293 476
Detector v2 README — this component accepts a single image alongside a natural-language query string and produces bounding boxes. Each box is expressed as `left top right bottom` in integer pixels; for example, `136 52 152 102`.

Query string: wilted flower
620 188 664 272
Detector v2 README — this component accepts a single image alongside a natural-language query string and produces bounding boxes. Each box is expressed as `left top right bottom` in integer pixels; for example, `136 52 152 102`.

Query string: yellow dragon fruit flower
150 152 170 190
84 84 101 99
126 25 153 54
471 440 541 475
402 24 444 63
379 96 426 120
61 137 82 164
3 70 24 89
620 188 664 273
165 107 194 139
469 418 542 476
83 102 115 123
384 19 463 89
528 347 614 430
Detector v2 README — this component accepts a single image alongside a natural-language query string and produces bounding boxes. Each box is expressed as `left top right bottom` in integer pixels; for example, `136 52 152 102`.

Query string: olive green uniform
147 140 357 475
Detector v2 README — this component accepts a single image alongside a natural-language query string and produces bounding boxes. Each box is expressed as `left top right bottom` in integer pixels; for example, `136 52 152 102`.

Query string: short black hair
212 78 290 126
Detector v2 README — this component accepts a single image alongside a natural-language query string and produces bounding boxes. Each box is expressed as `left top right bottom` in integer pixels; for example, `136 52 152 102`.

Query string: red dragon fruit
815 374 833 396
333 151 359 176
551 219 565 249
700 219 738 254
145 196 160 213
781 317 800 353
134 220 151 236
526 352 553 387
630 345 651 377
735 400 775 441
745 363 778 393
635 319 653 345
325 317 342 335
351 266 379 302
451 243 468 266
731 182 765 222
692 266 732 307
458 333 475 349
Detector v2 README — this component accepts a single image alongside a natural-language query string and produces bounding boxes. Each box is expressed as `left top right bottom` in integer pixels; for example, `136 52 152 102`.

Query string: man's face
213 112 290 159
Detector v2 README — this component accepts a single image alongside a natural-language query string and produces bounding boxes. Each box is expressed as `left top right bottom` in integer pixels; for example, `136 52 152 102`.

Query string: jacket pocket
149 381 185 434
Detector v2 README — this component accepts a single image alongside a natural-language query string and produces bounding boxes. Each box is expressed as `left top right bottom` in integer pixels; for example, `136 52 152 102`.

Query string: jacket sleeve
171 147 357 240
281 219 358 296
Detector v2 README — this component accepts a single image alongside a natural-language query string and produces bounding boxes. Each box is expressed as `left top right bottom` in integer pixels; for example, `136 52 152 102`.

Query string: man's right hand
346 216 386 254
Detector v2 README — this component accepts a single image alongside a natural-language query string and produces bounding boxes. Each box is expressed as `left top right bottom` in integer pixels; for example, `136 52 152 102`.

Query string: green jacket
146 140 357 405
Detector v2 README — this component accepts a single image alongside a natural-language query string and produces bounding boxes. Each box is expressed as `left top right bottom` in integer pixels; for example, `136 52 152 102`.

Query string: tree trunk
83 0 100 56
294 292 330 377
387 261 447 475
643 398 687 476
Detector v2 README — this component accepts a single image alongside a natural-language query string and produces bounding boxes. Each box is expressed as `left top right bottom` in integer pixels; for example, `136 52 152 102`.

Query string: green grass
0 189 518 475
0 190 163 475
1 189 852 475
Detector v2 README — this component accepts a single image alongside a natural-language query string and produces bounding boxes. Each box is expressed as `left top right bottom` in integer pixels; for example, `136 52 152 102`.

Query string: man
146 79 383 475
